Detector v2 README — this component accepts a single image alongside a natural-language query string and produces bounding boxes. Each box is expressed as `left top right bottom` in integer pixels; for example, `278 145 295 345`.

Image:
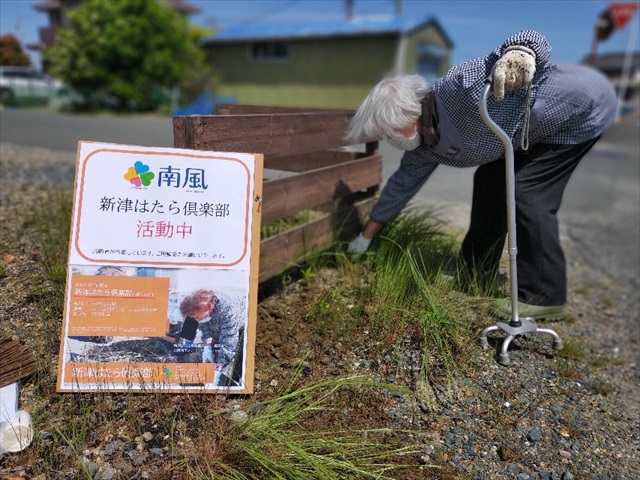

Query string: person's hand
491 46 536 101
347 233 371 257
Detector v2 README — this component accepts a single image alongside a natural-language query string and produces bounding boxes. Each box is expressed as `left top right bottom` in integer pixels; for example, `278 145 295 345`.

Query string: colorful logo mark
124 161 155 187
162 366 172 379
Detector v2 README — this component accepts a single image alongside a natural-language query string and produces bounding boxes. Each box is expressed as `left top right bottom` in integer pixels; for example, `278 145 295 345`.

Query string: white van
0 66 62 107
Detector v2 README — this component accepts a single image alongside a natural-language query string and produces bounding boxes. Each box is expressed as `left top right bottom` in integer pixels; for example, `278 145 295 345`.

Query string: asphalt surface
1 107 638 285
0 108 175 151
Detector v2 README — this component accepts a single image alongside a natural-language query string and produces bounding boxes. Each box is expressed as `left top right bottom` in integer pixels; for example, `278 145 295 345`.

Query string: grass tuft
362 209 473 375
183 375 421 479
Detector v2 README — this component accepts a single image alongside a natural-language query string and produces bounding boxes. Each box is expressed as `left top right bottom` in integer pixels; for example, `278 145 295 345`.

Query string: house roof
581 52 640 73
33 0 73 11
204 14 454 46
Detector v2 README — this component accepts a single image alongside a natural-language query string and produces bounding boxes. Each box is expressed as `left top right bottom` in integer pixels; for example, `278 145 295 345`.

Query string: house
27 0 199 70
202 14 454 109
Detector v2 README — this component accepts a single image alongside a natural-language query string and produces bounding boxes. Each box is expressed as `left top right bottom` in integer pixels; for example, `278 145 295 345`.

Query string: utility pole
346 0 354 20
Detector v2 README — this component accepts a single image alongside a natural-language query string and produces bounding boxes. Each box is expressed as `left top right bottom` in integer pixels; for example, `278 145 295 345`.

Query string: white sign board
57 142 263 394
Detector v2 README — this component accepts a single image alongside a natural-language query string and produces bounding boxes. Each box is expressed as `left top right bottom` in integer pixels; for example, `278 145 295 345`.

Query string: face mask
387 131 422 151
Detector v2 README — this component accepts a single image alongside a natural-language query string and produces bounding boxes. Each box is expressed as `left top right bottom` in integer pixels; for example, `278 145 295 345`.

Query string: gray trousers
459 138 600 306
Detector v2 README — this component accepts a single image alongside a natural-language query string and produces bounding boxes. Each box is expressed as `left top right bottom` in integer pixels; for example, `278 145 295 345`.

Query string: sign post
610 3 640 119
57 142 263 394
591 2 639 118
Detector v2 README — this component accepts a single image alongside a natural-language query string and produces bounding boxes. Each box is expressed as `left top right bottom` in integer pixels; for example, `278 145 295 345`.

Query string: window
249 42 291 62
417 43 446 85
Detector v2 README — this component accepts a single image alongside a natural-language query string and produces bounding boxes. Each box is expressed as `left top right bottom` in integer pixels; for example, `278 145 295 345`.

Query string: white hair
346 75 431 143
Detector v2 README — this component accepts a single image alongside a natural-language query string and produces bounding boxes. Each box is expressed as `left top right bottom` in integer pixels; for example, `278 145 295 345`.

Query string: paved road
0 108 175 151
560 119 640 285
1 108 638 284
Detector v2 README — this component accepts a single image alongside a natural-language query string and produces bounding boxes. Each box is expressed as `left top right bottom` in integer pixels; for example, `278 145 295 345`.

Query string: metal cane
477 81 563 365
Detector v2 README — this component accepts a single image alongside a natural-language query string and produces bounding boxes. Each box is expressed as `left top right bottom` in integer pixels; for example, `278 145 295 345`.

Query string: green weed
557 337 586 361
27 189 73 272
600 296 615 308
261 210 324 239
300 264 316 284
556 359 582 379
589 377 615 396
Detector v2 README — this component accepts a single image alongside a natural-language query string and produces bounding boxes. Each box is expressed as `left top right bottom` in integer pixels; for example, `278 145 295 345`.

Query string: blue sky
1 0 638 69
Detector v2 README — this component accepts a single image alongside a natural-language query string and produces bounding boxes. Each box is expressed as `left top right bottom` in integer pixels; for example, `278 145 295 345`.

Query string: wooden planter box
173 105 381 283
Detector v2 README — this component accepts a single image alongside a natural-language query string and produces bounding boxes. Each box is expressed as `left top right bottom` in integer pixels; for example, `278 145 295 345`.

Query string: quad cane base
479 317 563 365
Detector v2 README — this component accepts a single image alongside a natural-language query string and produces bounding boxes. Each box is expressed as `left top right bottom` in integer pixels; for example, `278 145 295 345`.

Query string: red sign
608 2 639 29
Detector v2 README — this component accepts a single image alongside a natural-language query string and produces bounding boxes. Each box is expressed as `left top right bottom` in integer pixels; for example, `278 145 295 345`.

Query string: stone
528 428 543 442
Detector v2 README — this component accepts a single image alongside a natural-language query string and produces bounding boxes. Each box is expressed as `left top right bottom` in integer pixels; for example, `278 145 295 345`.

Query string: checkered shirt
370 30 618 224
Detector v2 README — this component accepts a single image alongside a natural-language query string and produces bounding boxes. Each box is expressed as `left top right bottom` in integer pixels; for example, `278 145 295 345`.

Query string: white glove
492 46 536 101
347 233 371 256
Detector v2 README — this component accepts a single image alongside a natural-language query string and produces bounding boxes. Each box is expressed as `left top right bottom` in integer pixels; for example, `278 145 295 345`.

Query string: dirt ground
1 142 639 479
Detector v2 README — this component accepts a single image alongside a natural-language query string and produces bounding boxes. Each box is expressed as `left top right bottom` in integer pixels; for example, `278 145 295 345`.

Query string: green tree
44 0 209 111
0 34 31 66
178 24 219 105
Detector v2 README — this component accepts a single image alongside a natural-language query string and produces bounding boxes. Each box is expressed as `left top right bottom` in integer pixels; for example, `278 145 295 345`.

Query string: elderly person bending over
347 30 617 321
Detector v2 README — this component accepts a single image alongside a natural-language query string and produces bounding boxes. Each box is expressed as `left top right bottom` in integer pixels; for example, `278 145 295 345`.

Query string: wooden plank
215 104 354 115
265 150 356 172
173 112 378 157
261 153 382 225
214 106 380 163
259 214 334 282
259 197 377 283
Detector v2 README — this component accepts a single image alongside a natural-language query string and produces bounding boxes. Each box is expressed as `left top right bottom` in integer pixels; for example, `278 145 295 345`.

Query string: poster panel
57 142 263 393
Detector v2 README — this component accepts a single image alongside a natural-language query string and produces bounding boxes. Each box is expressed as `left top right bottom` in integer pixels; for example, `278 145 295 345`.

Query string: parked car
0 66 65 107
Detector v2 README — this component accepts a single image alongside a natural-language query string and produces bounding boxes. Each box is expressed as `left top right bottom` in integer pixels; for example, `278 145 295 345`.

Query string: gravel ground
1 142 639 479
